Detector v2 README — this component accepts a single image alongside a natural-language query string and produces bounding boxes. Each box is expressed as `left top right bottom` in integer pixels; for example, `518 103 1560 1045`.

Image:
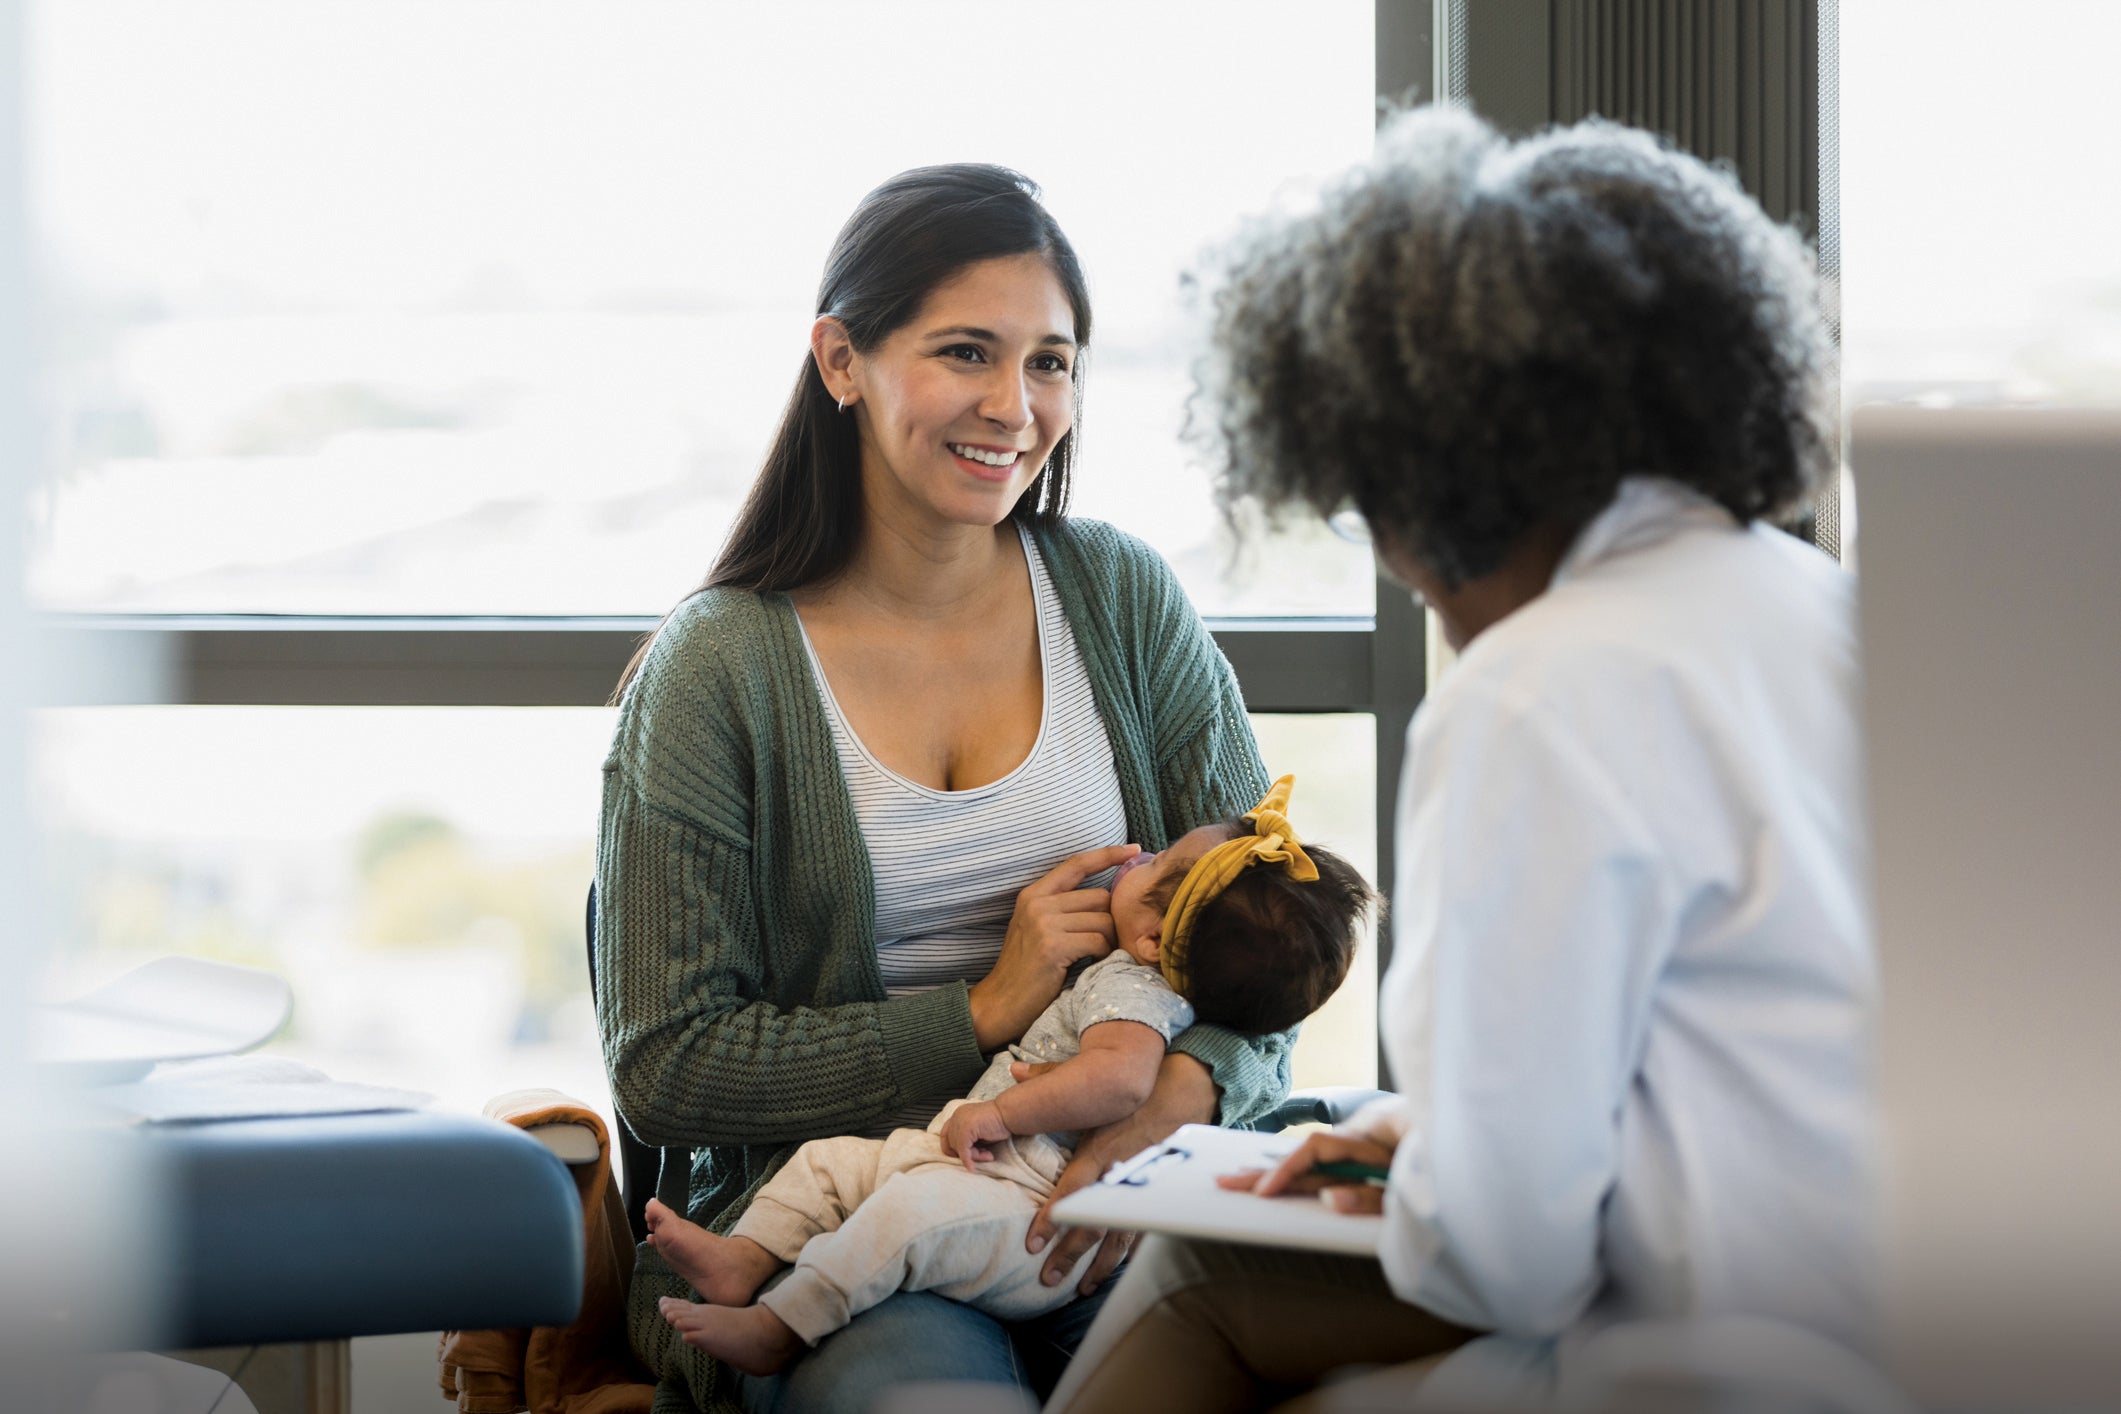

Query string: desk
142 1109 583 1410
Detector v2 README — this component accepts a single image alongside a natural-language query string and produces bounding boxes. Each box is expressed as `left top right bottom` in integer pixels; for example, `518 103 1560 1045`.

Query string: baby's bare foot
658 1296 806 1377
643 1198 780 1305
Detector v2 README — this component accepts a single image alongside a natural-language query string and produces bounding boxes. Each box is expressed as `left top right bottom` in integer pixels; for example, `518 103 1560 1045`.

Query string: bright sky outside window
1840 0 2121 404
24 1 1376 616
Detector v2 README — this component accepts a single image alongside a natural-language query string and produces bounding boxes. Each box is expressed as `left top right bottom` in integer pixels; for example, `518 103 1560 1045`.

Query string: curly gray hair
1190 106 1836 589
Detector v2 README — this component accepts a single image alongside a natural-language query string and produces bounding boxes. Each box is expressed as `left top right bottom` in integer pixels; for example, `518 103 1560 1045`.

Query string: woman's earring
837 392 852 413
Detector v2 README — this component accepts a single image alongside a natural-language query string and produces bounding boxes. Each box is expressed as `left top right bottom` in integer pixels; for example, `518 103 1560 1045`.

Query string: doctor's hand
1216 1131 1398 1216
970 843 1136 1052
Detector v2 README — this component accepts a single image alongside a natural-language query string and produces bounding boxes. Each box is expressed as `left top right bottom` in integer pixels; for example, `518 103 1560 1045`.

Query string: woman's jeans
736 1282 1112 1414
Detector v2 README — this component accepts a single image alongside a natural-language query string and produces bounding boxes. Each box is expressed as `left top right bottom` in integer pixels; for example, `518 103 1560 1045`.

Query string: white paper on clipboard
1049 1122 1384 1257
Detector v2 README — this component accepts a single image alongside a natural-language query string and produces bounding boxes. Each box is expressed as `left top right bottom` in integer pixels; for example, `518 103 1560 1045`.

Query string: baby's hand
941 1100 1014 1171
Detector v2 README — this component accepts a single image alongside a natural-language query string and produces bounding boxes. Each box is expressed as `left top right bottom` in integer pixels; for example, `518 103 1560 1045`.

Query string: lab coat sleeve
1377 677 1681 1337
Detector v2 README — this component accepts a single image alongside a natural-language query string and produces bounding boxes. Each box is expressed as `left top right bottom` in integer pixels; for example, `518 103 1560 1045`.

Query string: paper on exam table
31 955 293 1083
1049 1122 1384 1257
84 1053 432 1125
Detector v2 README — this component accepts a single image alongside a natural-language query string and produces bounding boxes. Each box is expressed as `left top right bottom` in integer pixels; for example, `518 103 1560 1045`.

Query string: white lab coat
1369 478 1881 1404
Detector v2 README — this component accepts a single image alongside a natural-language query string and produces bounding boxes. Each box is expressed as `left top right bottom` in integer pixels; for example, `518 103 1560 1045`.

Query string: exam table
35 958 586 1411
147 1108 584 1413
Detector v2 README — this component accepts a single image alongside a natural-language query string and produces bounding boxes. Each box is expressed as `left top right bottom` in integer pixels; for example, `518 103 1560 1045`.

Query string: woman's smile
947 441 1027 481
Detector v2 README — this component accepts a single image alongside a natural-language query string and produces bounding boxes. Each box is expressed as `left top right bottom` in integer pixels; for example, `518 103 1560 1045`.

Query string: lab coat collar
1551 477 1736 589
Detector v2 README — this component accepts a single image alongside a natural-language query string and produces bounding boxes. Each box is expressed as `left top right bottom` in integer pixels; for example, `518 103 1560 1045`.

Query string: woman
595 164 1287 1414
1048 109 1877 1412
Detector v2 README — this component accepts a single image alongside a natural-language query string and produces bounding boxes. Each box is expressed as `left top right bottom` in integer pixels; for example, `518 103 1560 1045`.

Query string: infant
646 775 1372 1376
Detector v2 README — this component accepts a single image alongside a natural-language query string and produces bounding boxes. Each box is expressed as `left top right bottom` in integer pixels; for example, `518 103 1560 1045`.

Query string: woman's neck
830 511 1021 622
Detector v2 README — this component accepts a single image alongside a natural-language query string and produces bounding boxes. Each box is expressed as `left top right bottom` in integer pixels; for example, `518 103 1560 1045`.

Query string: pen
1311 1160 1390 1187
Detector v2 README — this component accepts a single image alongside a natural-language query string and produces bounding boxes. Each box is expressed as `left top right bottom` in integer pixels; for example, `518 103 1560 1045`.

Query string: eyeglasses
1330 507 1428 609
1325 504 1371 546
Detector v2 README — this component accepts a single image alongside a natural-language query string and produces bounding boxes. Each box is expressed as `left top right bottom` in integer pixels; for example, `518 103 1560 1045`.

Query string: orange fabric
439 1089 656 1414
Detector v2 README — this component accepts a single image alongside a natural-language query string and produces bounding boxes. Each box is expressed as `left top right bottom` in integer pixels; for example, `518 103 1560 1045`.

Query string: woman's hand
1215 1130 1400 1216
939 1100 1013 1171
969 843 1138 1051
1024 1052 1220 1295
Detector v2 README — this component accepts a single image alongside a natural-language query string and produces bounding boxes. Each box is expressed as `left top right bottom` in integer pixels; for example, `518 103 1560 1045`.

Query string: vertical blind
1451 0 1840 556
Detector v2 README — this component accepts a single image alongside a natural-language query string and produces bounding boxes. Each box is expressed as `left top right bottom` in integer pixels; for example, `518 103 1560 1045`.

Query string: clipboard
1048 1123 1384 1257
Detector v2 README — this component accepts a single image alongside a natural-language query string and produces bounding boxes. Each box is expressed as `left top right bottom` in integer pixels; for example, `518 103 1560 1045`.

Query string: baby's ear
1135 925 1163 963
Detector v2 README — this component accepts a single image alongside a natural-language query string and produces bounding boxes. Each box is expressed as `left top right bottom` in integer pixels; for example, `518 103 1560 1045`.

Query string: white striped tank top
796 524 1130 1134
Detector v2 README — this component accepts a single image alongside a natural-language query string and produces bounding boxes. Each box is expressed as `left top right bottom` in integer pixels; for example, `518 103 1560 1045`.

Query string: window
27 0 1376 617
36 708 617 1124
1839 0 2121 404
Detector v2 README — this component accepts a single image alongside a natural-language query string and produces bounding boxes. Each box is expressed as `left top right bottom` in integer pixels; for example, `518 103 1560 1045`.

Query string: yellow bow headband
1159 775 1319 996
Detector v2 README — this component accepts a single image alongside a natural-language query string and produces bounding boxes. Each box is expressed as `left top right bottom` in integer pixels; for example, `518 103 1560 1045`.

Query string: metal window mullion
1374 0 1443 1087
38 620 1386 711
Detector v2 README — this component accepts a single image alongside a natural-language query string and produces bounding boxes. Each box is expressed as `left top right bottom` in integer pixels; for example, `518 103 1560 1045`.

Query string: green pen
1311 1160 1391 1187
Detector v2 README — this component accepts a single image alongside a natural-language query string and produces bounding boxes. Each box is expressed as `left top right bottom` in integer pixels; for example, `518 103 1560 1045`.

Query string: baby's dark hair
1148 823 1375 1036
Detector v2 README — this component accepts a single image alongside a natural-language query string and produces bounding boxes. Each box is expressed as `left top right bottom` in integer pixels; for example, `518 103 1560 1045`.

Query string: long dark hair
614 165 1092 700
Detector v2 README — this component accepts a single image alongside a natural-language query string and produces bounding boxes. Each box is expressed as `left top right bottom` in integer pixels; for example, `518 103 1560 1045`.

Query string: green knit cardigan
595 518 1283 1412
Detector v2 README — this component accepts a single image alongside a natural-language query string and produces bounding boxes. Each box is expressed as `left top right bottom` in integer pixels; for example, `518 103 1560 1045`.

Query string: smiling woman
594 165 1283 1414
814 252 1080 571
647 166 1092 612
796 252 1084 799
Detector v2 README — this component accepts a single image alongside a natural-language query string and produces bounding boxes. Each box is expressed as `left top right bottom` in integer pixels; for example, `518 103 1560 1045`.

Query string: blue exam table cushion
150 1109 584 1347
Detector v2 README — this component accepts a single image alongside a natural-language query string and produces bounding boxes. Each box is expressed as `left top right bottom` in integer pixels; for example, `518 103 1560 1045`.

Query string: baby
646 776 1373 1375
